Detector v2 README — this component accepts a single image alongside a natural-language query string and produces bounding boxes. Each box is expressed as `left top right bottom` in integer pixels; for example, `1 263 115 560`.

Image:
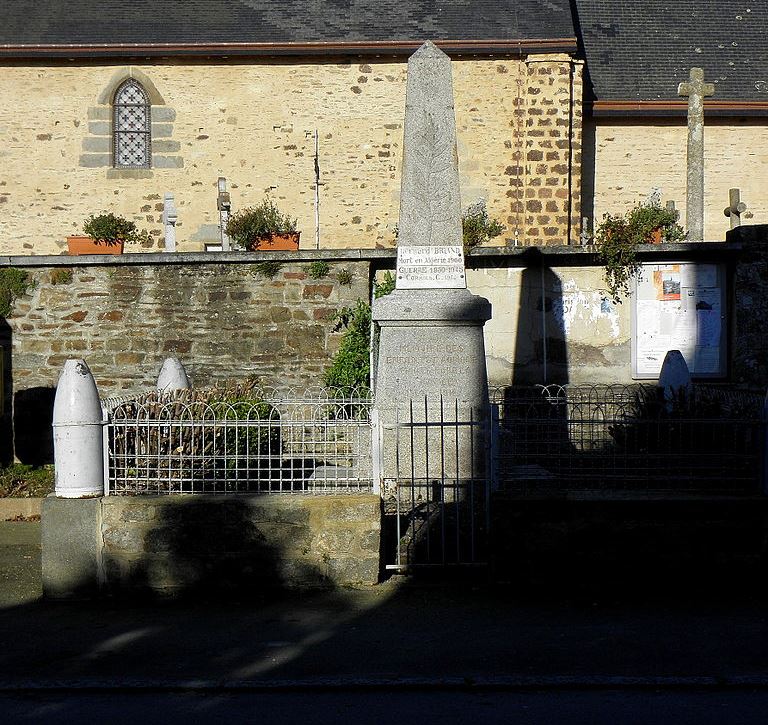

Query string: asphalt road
3 521 768 723
3 690 768 724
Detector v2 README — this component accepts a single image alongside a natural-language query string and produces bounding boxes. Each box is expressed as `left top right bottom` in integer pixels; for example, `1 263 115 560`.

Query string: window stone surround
79 69 183 173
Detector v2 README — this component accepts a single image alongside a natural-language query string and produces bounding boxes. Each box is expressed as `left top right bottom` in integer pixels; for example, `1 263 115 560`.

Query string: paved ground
3 521 768 722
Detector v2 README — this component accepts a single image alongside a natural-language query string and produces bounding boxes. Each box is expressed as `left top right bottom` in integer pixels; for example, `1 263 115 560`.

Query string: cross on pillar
678 67 714 241
724 188 748 229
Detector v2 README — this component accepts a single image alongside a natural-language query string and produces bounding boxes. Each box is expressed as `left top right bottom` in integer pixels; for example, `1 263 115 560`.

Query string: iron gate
377 398 494 571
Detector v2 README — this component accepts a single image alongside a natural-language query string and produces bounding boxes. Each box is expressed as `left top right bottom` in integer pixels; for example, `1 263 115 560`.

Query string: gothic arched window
113 79 151 168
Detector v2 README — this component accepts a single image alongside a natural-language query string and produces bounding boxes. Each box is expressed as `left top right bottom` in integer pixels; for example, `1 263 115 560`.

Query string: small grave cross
162 193 178 252
579 216 591 245
678 67 715 241
724 188 748 229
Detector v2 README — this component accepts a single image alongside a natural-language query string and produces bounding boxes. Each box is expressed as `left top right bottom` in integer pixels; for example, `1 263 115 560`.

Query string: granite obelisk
372 42 492 480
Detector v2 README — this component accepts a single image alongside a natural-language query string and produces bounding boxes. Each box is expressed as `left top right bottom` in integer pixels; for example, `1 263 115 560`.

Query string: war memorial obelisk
372 42 492 477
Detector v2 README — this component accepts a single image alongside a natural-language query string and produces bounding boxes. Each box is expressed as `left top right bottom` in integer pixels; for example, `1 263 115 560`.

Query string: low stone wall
43 493 381 598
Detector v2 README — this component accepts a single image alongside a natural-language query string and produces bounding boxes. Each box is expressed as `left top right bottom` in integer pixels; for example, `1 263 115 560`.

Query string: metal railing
491 384 766 495
378 397 492 569
103 386 373 495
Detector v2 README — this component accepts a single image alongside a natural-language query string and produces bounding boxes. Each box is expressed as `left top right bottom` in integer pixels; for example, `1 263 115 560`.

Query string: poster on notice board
632 262 725 378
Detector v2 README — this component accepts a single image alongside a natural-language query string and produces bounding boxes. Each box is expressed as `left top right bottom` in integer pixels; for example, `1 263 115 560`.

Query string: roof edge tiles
0 38 578 59
591 100 768 118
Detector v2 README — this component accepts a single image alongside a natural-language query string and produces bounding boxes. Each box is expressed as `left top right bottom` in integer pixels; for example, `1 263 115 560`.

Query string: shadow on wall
99 498 335 599
14 387 55 466
512 248 569 387
0 319 11 465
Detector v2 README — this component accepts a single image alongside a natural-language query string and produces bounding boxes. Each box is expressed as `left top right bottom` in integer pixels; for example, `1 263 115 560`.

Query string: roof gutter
591 100 768 118
0 37 578 59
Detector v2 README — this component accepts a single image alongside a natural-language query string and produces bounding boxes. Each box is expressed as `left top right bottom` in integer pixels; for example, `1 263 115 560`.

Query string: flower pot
650 228 663 245
66 236 124 256
251 232 300 251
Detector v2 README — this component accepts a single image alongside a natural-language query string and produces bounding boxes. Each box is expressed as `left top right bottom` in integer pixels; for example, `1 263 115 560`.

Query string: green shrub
253 261 283 279
336 268 354 286
323 300 372 395
307 261 330 279
462 202 505 252
50 268 73 286
596 202 685 303
374 271 396 298
225 198 297 251
0 268 33 318
83 213 151 246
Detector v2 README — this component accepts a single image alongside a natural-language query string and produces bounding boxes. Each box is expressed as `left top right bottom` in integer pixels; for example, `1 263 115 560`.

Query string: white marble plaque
396 245 466 289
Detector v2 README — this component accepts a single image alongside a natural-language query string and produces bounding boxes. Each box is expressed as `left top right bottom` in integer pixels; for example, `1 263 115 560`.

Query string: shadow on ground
3 518 768 694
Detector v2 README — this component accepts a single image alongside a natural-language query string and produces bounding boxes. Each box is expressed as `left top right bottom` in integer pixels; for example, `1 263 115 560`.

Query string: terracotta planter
251 232 300 251
66 236 124 256
650 228 663 245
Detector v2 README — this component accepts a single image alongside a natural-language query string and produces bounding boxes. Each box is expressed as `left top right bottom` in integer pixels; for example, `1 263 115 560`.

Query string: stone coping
0 497 42 521
0 241 741 268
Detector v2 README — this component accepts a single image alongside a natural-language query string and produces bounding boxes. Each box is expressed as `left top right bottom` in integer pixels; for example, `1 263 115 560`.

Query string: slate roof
574 0 768 103
0 1 575 49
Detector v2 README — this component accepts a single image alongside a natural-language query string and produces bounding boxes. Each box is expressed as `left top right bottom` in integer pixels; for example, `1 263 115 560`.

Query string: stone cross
724 187 748 229
162 193 178 252
395 41 465 289
678 67 715 241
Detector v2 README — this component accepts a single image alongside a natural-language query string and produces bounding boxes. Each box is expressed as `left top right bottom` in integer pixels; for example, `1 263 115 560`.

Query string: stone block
313 528 356 555
87 106 111 120
152 139 181 153
102 524 145 554
153 155 184 169
326 556 379 586
322 496 381 523
106 168 154 180
150 123 174 138
78 153 111 168
82 137 112 153
246 497 311 525
151 107 177 122
87 121 111 136
42 496 101 598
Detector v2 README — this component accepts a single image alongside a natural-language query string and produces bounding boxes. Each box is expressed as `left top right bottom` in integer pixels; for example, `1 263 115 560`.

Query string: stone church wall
584 118 767 241
0 54 583 255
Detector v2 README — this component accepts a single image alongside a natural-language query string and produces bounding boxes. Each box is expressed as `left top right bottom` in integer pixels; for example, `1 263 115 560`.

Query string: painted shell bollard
52 359 104 498
156 356 191 392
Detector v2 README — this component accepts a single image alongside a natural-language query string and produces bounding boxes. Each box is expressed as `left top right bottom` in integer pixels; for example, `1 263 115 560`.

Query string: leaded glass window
113 79 151 168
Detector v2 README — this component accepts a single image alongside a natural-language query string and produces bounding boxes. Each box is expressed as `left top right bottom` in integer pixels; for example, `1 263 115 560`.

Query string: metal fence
103 387 373 495
378 398 492 570
491 384 766 495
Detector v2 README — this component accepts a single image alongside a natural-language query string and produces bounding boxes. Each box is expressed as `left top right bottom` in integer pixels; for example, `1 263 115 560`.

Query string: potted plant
67 213 151 255
594 201 685 303
225 197 300 251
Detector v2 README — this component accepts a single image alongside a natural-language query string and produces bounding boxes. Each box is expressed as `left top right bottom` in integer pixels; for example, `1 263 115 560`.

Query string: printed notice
396 245 466 289
634 262 725 378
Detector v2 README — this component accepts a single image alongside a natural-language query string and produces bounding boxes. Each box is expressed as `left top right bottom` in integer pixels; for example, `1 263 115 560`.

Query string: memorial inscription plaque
396 245 466 289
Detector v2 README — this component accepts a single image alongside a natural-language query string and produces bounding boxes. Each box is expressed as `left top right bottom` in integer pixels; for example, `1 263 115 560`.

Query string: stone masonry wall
9 257 370 395
41 494 381 597
100 494 381 593
728 225 768 388
0 54 582 255
516 56 584 246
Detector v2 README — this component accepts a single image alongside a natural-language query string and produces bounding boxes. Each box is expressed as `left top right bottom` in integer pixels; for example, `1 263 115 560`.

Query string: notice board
631 262 726 379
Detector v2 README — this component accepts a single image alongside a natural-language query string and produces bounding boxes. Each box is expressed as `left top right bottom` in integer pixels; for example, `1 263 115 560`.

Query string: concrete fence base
42 494 381 598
